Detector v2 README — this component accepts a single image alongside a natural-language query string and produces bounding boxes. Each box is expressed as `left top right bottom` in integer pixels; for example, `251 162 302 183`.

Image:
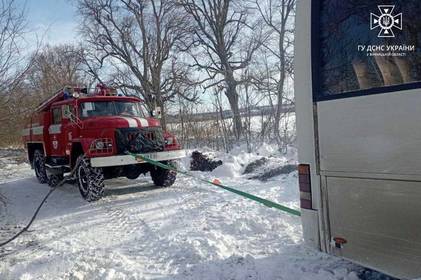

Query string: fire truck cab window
316 0 421 98
79 101 145 118
52 108 62 124
115 102 136 116
62 105 74 119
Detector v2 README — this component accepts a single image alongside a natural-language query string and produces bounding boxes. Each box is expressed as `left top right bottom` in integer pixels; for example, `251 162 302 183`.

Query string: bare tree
0 0 27 91
0 0 34 146
0 0 28 119
77 0 198 128
178 0 264 140
255 0 295 146
26 44 95 102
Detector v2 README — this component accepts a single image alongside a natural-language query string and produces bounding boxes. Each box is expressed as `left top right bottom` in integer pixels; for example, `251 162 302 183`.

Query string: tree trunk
225 87 242 141
225 72 242 140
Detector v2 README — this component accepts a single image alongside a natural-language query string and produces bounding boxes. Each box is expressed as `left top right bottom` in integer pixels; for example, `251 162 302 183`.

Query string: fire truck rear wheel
33 150 48 184
76 156 105 202
150 161 176 187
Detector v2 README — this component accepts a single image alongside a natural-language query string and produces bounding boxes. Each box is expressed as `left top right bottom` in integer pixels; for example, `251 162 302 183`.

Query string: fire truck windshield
79 101 146 118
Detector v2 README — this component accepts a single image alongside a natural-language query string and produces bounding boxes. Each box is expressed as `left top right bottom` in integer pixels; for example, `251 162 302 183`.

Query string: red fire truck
22 84 185 201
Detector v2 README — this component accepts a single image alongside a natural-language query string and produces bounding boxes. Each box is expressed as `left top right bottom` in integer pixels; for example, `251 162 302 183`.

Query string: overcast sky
20 0 78 46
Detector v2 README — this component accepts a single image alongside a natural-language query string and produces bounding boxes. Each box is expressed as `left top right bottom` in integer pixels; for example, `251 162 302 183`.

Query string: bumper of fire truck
90 149 187 168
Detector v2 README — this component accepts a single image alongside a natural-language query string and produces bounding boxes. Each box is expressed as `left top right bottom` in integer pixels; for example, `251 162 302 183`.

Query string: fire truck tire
33 150 48 184
150 161 176 187
76 156 105 202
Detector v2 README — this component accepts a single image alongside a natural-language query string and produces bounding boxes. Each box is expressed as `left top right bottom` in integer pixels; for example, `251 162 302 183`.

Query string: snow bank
190 143 298 181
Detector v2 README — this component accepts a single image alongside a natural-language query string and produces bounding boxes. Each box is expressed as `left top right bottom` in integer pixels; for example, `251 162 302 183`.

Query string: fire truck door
61 105 78 159
49 106 66 157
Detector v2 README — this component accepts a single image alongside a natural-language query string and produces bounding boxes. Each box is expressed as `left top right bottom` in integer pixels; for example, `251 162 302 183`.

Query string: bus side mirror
153 107 162 119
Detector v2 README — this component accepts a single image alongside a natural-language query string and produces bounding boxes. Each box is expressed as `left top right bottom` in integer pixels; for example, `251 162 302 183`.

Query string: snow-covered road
0 162 388 280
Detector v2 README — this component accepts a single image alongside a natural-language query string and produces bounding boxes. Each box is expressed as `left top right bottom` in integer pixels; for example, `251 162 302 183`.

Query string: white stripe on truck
134 117 149 127
48 124 62 134
120 117 138 128
32 126 44 135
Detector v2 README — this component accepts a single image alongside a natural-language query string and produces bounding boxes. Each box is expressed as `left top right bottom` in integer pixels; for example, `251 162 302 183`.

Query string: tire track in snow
101 203 143 237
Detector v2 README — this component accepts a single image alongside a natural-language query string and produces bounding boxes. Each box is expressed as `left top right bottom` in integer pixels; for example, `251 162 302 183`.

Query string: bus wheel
76 155 105 202
150 161 176 187
33 150 48 184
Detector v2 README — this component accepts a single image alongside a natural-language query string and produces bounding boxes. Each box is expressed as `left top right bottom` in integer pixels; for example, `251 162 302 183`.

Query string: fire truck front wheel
33 150 48 184
150 161 176 187
76 156 105 202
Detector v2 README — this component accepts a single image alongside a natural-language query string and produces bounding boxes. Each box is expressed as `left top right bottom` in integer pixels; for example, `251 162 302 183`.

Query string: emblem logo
370 5 402 38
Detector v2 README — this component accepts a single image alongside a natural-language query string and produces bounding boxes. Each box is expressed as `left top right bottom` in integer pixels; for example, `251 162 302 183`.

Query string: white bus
295 0 421 279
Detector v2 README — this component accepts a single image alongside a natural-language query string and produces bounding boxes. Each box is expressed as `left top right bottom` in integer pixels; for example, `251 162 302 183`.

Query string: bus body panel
295 0 323 251
318 90 421 278
318 89 421 176
327 177 421 279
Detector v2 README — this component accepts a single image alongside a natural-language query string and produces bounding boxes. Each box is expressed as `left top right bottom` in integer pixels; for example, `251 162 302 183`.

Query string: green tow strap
131 153 301 217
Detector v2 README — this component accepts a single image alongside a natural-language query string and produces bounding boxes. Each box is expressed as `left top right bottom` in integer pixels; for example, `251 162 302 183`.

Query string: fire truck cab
22 85 185 201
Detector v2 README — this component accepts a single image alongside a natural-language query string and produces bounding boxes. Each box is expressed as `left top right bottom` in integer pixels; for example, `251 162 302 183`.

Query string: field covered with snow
0 146 393 280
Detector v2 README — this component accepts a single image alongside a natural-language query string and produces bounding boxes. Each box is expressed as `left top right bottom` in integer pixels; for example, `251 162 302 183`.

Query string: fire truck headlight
165 137 174 145
90 138 113 153
95 141 105 150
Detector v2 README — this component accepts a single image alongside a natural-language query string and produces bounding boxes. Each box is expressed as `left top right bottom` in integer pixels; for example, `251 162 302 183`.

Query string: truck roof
51 96 142 107
35 86 143 112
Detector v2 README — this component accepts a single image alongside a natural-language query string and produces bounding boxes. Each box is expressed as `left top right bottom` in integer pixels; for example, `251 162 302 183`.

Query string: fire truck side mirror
153 107 162 119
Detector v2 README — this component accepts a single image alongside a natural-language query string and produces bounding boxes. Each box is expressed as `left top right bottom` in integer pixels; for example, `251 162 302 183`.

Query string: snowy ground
0 149 32 185
0 147 393 280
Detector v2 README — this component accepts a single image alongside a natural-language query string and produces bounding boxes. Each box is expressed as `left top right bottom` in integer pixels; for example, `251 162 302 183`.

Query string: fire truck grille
115 127 164 154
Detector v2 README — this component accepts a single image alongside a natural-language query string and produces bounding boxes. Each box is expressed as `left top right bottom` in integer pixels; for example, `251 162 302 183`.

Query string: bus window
315 0 421 100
